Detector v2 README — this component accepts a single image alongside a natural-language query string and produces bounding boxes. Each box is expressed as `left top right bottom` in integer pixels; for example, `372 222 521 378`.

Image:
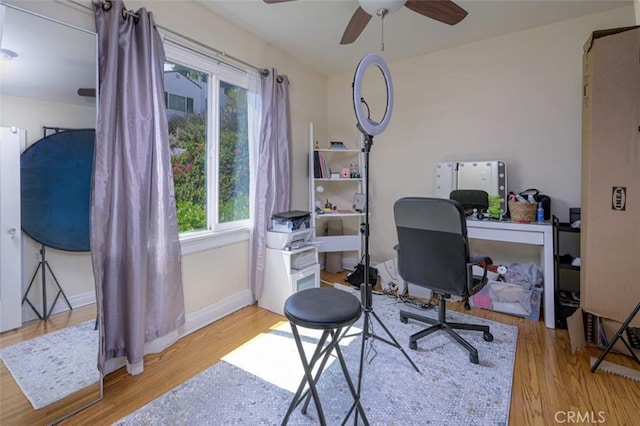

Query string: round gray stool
281 287 368 425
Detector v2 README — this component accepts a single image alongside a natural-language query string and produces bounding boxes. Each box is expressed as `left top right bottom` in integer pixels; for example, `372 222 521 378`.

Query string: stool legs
301 330 368 424
282 323 369 426
282 326 330 425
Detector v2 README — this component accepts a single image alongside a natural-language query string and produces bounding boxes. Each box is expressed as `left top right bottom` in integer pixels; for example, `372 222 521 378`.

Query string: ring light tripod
351 55 420 403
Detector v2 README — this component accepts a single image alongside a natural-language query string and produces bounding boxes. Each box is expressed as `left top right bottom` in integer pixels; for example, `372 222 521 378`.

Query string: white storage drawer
258 246 320 315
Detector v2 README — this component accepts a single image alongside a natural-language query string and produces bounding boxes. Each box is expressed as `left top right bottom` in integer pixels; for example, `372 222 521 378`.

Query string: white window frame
164 42 255 254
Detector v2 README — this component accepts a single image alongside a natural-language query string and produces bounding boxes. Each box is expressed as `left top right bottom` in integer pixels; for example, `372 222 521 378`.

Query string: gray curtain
92 0 185 375
251 70 291 299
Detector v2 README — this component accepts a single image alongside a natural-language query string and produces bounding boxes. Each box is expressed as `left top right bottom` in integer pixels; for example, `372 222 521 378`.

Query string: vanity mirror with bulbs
434 160 508 213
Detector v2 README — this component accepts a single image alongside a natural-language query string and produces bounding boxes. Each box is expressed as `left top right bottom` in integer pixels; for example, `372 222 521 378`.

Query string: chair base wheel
484 332 494 342
409 341 417 350
470 353 479 364
400 316 408 324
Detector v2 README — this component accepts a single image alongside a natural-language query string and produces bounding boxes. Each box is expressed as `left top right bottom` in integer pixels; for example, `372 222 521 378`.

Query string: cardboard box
581 26 640 327
566 308 587 354
407 283 432 300
567 308 640 360
600 317 640 358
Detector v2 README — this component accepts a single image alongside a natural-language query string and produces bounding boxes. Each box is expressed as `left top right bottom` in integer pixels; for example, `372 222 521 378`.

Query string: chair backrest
393 197 471 296
449 189 489 212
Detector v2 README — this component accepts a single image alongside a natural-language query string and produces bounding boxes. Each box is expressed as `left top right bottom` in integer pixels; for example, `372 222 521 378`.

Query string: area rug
116 296 517 425
0 320 100 409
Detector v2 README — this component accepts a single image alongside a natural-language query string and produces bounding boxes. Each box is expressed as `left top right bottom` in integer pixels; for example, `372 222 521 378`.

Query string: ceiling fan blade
77 88 96 97
263 0 296 4
340 6 372 45
405 0 468 26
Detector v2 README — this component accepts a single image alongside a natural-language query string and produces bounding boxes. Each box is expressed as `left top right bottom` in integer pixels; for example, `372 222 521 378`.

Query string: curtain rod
66 0 277 79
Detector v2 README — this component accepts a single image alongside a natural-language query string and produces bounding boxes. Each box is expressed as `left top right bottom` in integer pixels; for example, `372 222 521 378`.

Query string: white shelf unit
259 242 320 315
308 123 365 269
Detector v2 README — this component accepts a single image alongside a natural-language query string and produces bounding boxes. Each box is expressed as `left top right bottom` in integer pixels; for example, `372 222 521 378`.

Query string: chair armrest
467 256 492 295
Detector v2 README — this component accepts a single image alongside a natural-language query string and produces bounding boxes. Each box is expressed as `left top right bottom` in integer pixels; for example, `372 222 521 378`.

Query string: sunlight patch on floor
222 322 361 392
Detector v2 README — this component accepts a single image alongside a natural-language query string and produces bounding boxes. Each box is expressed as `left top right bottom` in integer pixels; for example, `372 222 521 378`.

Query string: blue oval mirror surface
21 129 95 252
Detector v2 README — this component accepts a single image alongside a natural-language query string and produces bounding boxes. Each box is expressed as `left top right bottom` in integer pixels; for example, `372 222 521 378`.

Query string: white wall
327 6 635 263
5 0 328 324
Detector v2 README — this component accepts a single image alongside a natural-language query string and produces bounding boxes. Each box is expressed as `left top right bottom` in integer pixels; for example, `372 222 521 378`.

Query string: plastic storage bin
471 280 542 321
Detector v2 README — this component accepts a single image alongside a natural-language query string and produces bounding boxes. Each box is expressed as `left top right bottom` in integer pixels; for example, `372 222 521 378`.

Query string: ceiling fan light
358 0 406 16
0 48 18 61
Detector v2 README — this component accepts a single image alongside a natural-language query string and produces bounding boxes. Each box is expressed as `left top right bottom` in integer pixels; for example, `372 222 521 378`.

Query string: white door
0 127 25 332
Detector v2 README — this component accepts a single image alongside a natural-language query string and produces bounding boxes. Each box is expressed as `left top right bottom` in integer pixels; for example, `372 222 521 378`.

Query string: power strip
332 282 384 296
333 282 359 295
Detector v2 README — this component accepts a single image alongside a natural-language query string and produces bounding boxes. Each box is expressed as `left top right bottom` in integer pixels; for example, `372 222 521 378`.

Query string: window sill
180 228 250 256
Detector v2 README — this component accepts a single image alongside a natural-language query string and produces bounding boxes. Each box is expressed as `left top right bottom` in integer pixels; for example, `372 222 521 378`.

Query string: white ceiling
0 1 632 109
0 4 97 108
196 0 634 75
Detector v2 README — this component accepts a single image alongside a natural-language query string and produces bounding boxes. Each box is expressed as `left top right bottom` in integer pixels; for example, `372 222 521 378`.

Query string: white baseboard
21 289 255 337
181 290 255 336
20 288 255 375
101 290 255 376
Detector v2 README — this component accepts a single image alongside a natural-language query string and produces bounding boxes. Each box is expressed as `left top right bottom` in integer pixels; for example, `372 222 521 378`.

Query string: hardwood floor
1 274 638 425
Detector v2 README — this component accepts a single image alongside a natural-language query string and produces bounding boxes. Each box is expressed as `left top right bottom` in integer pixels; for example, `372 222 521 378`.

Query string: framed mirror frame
434 160 508 211
0 2 103 424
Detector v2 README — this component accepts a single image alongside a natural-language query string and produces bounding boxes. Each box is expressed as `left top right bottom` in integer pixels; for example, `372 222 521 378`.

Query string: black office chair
393 197 494 364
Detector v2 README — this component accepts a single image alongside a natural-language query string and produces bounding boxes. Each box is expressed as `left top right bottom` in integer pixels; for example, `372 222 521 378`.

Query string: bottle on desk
537 202 545 223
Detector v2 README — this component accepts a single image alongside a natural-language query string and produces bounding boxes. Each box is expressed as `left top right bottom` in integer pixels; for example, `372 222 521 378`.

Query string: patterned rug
116 295 517 425
0 320 100 409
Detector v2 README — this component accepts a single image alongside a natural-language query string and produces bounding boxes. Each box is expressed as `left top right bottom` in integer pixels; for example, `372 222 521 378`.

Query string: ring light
352 53 394 136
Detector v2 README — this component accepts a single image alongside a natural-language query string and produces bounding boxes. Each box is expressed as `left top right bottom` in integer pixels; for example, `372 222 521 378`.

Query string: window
164 43 257 238
218 81 250 224
165 92 195 114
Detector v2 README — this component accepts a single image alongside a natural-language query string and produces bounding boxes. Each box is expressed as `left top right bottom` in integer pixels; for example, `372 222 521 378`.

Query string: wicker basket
509 201 537 223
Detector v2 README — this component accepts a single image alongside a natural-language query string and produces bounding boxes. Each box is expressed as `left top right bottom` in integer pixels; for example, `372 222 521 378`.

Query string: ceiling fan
77 88 96 98
263 0 468 45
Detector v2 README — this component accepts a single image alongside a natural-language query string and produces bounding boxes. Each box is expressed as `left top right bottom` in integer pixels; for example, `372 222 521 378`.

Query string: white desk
466 219 555 329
